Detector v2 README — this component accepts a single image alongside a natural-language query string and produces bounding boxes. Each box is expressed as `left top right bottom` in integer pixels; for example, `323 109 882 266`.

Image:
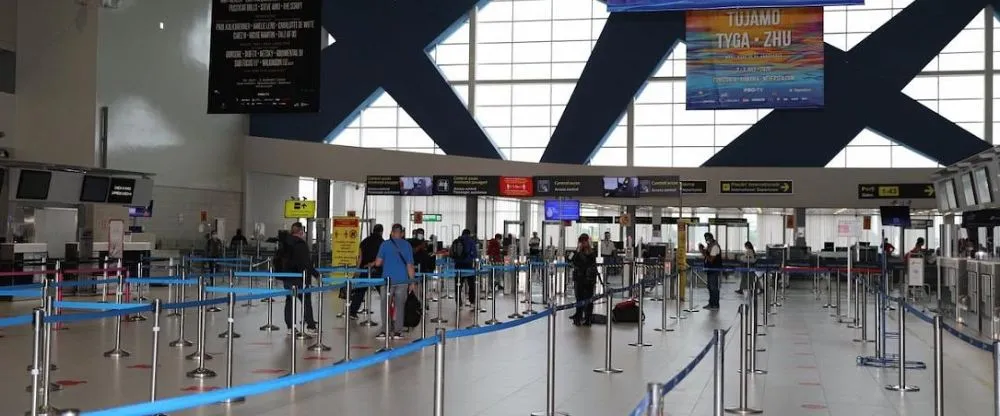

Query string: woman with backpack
570 233 598 326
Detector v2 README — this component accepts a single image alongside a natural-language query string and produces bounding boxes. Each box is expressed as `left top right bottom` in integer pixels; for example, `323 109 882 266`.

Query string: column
316 179 331 218
651 206 663 242
794 207 807 246
330 181 349 217
465 196 479 237
393 196 404 227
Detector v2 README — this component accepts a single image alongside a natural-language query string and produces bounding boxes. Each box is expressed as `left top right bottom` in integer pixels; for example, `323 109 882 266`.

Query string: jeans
706 270 721 308
281 279 315 329
381 283 409 333
349 286 380 315
573 279 595 322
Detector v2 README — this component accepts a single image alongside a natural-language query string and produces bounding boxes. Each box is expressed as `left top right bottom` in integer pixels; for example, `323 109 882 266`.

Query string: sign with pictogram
857 183 935 199
284 200 317 218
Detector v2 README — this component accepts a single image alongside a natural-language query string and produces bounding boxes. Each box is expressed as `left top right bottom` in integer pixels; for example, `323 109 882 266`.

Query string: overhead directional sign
681 180 707 194
284 200 316 218
719 180 793 195
857 183 935 199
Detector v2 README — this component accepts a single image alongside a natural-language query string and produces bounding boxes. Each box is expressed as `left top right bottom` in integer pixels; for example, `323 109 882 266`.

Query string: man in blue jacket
375 224 415 340
453 229 478 305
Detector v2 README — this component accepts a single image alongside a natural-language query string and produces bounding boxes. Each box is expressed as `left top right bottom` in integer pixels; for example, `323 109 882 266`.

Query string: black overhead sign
107 178 136 204
533 176 603 197
681 180 707 194
962 209 1000 227
720 180 793 194
857 183 935 199
708 218 749 226
578 216 615 224
638 176 681 197
433 176 497 196
207 0 321 114
365 176 401 196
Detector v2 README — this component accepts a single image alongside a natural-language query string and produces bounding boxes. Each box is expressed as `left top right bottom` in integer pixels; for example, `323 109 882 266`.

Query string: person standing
452 229 479 306
528 232 541 261
698 232 722 310
374 224 416 340
350 224 384 319
278 222 318 335
736 241 757 295
571 234 598 326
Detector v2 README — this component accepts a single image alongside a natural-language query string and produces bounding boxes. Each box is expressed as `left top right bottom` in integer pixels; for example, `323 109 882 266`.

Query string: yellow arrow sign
924 185 935 196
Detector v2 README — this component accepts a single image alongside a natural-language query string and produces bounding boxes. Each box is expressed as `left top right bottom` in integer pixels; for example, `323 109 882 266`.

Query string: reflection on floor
0 277 994 416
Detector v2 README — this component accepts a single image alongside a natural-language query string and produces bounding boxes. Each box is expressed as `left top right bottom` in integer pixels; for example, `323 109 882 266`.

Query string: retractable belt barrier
79 272 663 416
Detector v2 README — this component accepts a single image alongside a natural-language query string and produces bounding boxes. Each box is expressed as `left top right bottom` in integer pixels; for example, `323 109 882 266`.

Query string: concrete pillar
465 196 478 237
330 181 349 217
316 179 331 218
393 196 403 226
651 206 663 242
794 207 807 247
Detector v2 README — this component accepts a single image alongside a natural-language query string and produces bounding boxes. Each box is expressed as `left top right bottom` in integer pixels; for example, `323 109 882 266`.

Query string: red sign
499 177 533 197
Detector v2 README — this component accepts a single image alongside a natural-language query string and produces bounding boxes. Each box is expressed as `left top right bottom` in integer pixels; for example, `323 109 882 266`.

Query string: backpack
403 291 423 327
449 238 465 260
611 299 644 323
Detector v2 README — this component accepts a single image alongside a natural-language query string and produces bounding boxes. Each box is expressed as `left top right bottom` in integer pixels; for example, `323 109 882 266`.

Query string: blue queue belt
0 314 32 328
0 289 43 298
234 271 302 279
55 278 119 288
54 301 151 311
125 277 195 286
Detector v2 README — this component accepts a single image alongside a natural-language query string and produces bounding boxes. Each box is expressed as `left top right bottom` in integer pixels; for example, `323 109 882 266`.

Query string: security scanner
708 217 749 262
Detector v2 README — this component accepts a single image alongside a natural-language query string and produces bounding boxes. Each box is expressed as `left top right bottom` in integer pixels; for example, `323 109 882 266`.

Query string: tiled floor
0 276 994 415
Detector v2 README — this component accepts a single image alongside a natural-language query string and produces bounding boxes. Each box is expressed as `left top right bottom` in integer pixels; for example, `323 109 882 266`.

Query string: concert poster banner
685 7 824 110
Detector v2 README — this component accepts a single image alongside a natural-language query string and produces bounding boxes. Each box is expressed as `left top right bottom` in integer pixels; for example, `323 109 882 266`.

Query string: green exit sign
410 213 443 222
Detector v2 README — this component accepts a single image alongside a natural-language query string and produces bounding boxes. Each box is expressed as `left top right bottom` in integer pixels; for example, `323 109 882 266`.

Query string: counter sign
857 183 935 199
719 180 793 194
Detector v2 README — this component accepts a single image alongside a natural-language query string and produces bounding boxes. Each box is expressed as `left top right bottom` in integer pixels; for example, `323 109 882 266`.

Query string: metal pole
288 286 299 376
509 267 523 319
223 293 245 404
421 273 431 337
523 268 537 315
823 270 834 308
468 274 482 329
835 270 843 318
885 303 918 392
336 280 353 364
219 271 241 339
630 278 652 347
308 281 331 352
166 258 180 317
645 382 664 416
685 269 699 313
432 275 449 324
149 299 164 413
295 271 312 340
486 270 501 325
433 328 446 416
169 270 193 347
260 274 280 331
933 315 944 416
993 340 1000 416
656 271 675 331
185 277 215 365
103 292 130 358
455 272 463 329
725 304 761 414
594 287 622 374
358 284 378 326
532 305 570 416
854 276 873 343
101 257 109 303
673 271 685 320
713 329 724 416
27 308 43 416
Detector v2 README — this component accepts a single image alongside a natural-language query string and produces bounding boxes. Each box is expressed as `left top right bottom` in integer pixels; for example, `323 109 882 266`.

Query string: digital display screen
544 200 581 221
879 206 911 227
974 168 992 204
107 178 136 204
79 175 111 203
602 176 639 198
400 176 433 196
944 179 959 209
961 173 978 206
15 170 52 200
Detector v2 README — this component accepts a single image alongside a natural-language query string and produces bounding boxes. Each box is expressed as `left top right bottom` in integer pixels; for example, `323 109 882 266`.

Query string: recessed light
159 22 165 30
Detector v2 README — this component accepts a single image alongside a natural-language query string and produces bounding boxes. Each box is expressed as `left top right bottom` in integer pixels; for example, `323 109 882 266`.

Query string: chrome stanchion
531 305 570 416
486 269 502 325
655 274 675 331
148 299 166 416
713 329 724 416
288 286 300 376
242 261 256 308
185 277 214 364
431 274 449 324
822 271 834 308
672 271 686 320
509 267 524 319
523 268 538 315
308 282 331 352
376 278 393 353
100 257 109 303
594 287 622 374
103 292 130 358
26 292 60 394
295 271 313 341
761 273 774 328
684 269 699 313
854 277 873 343
262 260 276 304
454 272 463 329
433 328 446 416
169 269 193 347
259 273 281 331
166 258 180 317
468 274 482 329
747 284 767 374
486 267 495 301
218 271 241 339
993 340 999 416
834 271 844 319
475 271 487 314
629 279 652 348
336 280 353 365
27 308 44 416
725 305 762 414
421 273 431 338
645 382 664 416
222 293 246 404
847 275 860 329
358 283 379 327
933 316 944 416
885 302 918 392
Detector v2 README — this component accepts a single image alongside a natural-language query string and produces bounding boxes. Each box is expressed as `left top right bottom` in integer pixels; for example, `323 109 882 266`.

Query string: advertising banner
331 216 361 277
608 0 861 12
207 0 322 114
686 7 824 110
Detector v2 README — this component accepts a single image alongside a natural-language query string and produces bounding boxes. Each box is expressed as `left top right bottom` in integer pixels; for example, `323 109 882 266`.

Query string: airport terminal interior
5 0 1000 415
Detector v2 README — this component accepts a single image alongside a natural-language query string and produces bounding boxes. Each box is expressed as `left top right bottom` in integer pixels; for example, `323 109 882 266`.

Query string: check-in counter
964 259 981 330
940 257 968 326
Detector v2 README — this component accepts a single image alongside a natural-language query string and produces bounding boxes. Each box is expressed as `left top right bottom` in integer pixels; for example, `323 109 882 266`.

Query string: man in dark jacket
454 229 478 306
279 222 318 334
350 224 384 319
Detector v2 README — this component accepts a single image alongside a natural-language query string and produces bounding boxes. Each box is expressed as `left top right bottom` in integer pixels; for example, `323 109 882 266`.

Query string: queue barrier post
432 328 446 416
476 271 487 314
523 267 538 315
169 267 194 348
685 268 699 314
885 301 918 392
165 258 180 317
823 270 834 309
761 273 774 328
185 277 216 371
294 271 313 341
103 292 130 359
933 315 944 416
431 274 449 324
747 279 767 375
468 273 482 329
531 305 570 416
673 270 686 320
725 304 762 414
376 278 393 353
260 264 281 332
222 293 246 404
218 271 242 339
358 272 379 327
655 269 674 332
486 269 502 326
509 267 524 319
993 340 999 416
646 382 665 416
336 280 353 365
100 257 109 303
421 273 431 338
854 276 873 344
148 299 166 416
713 329 725 416
27 308 44 416
594 284 622 375
307 280 332 352
629 277 652 348
288 286 300 376
454 272 463 330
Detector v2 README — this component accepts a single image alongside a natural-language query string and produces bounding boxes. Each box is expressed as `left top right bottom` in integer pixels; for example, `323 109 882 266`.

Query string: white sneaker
375 332 387 339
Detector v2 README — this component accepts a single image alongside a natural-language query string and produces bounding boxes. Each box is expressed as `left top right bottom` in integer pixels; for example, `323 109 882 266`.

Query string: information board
682 181 708 194
685 7 825 110
719 180 793 194
638 176 681 197
432 176 496 196
331 216 360 277
857 183 935 199
533 176 603 197
284 200 316 218
207 0 322 114
608 0 862 13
